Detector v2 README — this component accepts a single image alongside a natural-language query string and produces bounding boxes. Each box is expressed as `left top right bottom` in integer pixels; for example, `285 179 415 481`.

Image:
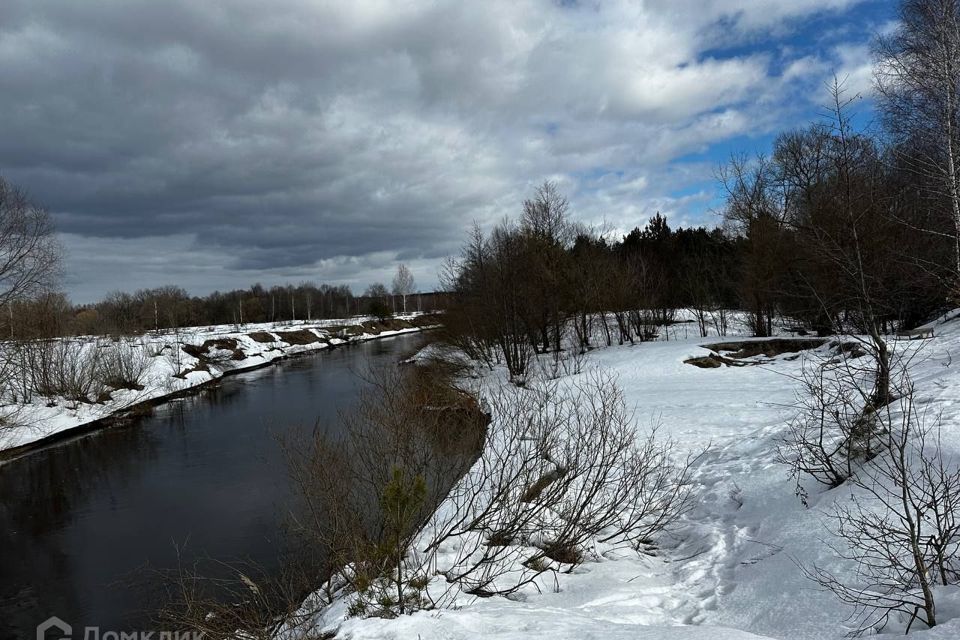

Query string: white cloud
831 43 875 99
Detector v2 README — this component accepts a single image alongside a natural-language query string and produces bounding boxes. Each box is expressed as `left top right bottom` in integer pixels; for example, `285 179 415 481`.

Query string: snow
314 602 773 640
0 315 436 454
303 311 960 639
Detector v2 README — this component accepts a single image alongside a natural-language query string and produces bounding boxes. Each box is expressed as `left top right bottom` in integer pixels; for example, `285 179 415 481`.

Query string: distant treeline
4 283 450 338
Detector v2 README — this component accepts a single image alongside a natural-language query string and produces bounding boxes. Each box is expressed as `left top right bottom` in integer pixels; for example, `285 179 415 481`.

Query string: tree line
442 80 952 384
442 0 960 389
0 266 444 339
0 175 436 339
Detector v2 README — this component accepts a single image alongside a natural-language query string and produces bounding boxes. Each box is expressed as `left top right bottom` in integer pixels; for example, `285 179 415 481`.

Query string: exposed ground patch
182 337 245 361
360 318 415 335
274 329 325 345
179 338 246 377
685 337 865 368
685 354 737 369
326 324 364 338
701 338 828 359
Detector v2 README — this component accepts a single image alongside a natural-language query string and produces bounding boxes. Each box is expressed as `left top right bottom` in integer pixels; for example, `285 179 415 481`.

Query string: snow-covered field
0 315 436 453
306 312 960 640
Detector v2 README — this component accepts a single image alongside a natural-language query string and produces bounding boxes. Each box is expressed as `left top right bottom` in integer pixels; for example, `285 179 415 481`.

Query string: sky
0 0 895 304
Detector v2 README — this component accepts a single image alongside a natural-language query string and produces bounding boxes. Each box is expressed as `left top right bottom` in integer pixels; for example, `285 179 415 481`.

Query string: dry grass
274 329 323 345
326 324 364 337
182 338 246 364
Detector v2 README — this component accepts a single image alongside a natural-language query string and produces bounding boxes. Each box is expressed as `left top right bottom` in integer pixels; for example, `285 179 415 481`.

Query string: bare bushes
157 557 318 640
533 329 587 380
154 364 482 637
425 369 697 602
96 338 157 390
276 362 696 626
17 339 104 402
287 362 487 619
804 385 960 634
1 337 156 404
781 347 960 633
778 356 882 501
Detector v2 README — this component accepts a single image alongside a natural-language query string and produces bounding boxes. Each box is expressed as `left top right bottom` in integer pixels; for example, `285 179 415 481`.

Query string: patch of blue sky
657 1 898 226
700 0 894 66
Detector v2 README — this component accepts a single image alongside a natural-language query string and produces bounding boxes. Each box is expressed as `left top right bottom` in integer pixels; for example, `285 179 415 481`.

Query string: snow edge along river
0 314 439 458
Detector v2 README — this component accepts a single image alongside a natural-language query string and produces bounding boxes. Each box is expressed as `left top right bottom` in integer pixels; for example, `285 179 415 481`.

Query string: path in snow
591 339 818 635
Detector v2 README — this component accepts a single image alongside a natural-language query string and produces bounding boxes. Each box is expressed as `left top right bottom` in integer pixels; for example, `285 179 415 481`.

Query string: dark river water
0 332 430 640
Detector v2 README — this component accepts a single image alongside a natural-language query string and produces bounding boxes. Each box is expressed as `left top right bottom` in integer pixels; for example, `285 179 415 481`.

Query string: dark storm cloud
0 0 880 302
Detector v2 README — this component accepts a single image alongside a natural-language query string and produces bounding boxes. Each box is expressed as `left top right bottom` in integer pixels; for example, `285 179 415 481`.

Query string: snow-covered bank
301 312 960 640
0 314 439 455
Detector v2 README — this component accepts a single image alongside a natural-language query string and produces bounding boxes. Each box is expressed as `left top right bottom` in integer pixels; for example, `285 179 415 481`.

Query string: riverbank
0 314 440 458
0 331 442 639
301 312 960 640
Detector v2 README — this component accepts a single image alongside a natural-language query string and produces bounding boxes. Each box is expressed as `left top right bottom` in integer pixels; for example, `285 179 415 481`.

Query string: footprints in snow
666 435 781 626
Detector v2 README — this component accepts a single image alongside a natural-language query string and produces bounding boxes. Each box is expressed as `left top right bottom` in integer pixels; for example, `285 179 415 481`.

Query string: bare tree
804 382 960 634
875 0 960 281
391 264 416 314
0 177 62 424
442 220 536 383
0 177 61 308
778 351 883 503
770 80 900 407
521 181 573 245
718 153 788 337
521 181 576 354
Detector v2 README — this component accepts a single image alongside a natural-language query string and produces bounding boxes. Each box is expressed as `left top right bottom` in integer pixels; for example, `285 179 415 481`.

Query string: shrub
368 298 393 323
96 339 156 391
777 354 883 503
427 369 699 599
803 383 960 634
286 363 486 619
23 339 105 402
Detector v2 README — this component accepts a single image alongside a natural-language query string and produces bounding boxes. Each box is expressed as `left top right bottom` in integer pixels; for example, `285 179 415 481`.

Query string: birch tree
875 0 960 282
392 264 415 314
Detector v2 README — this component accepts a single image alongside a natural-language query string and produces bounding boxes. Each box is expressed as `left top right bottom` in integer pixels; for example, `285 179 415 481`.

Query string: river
0 332 431 640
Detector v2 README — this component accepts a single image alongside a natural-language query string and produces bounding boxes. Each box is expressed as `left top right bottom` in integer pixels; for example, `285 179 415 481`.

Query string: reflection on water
0 334 428 640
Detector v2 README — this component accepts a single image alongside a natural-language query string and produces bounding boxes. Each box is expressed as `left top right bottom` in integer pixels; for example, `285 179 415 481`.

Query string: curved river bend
0 332 429 640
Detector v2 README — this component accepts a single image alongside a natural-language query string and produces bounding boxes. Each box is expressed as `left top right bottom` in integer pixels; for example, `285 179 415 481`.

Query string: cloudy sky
0 0 892 303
